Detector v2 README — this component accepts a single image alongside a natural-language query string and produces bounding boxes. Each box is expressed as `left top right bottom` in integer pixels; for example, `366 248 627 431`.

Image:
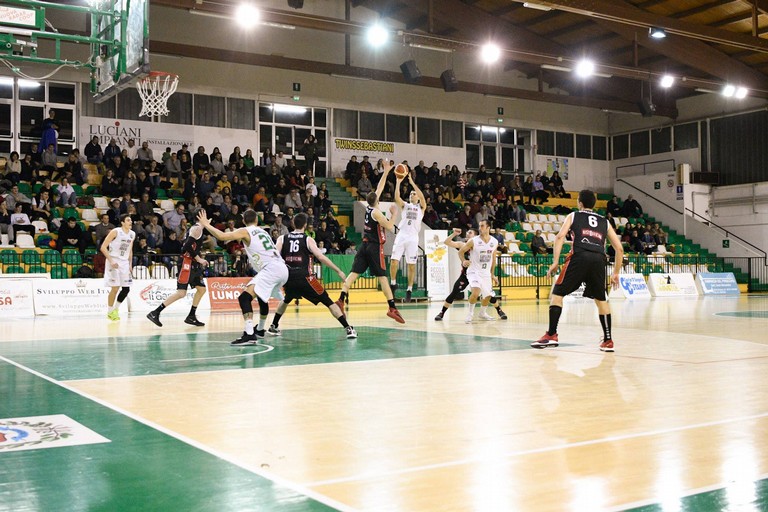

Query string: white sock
468 303 476 316
109 303 117 312
482 306 488 315
407 286 412 291
245 319 254 335
391 279 396 285
257 316 266 331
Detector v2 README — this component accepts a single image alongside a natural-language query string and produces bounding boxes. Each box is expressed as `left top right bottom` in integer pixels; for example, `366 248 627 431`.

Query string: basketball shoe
599 339 615 352
231 331 260 346
184 316 205 327
479 311 496 321
267 325 282 336
107 309 120 321
346 326 357 339
434 312 444 321
531 332 559 348
146 311 162 327
405 289 412 303
465 314 473 324
387 307 405 323
497 308 508 320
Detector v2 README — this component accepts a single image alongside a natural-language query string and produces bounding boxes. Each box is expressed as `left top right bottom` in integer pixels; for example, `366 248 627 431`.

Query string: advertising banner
0 279 35 318
696 272 740 295
127 279 211 312
647 273 699 296
206 277 280 312
424 230 450 299
613 273 652 299
32 279 110 315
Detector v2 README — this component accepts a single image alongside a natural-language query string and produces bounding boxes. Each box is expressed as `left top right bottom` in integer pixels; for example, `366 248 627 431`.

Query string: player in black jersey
269 213 357 338
434 228 507 321
531 190 624 352
146 224 209 327
335 161 405 324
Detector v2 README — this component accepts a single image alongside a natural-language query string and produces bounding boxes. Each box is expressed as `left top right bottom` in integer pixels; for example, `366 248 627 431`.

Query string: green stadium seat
62 252 83 266
63 208 80 221
0 249 18 265
26 265 47 273
17 182 31 196
50 266 70 279
43 249 62 265
4 265 24 273
22 249 41 265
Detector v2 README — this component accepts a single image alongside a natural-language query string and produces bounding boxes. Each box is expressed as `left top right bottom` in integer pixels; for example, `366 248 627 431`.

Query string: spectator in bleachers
39 109 59 154
193 146 209 173
219 194 234 220
10 203 33 236
607 196 621 217
93 213 115 247
230 175 248 205
136 170 155 200
20 152 39 185
163 203 186 234
164 153 181 182
640 229 656 254
203 195 219 222
344 155 359 181
315 220 334 248
271 150 286 170
305 176 318 197
653 223 667 245
56 177 77 207
160 230 182 269
423 203 440 229
57 216 88 254
522 175 534 204
5 151 21 184
621 194 643 217
457 204 473 231
628 229 644 253
174 217 189 240
161 147 172 164
132 235 152 267
548 170 567 198
228 146 242 166
179 152 191 176
30 190 53 223
146 160 161 189
531 175 549 205
198 171 214 199
103 138 121 164
125 138 138 161
137 141 154 168
122 168 138 197
357 171 372 200
271 213 289 239
301 135 319 174
474 205 492 228
56 153 84 185
243 149 255 171
4 184 31 212
216 173 231 193
0 199 13 244
314 189 332 217
210 152 226 175
40 143 58 176
177 143 191 162
84 136 103 164
531 229 550 255
144 214 163 249
118 192 133 215
283 187 302 211
101 169 122 198
107 154 130 179
136 192 157 221
209 185 223 207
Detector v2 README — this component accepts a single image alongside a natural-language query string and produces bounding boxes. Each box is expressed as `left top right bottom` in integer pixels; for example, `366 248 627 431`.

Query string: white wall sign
32 279 110 315
127 279 211 312
0 279 35 318
647 273 699 296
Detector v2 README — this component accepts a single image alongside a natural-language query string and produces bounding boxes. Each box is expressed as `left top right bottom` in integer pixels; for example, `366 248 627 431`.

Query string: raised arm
443 227 464 249
407 173 426 209
393 176 405 208
372 207 396 232
374 160 392 199
197 210 250 244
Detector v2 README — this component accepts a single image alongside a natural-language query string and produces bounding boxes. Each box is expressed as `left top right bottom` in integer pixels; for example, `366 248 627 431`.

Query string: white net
136 73 179 117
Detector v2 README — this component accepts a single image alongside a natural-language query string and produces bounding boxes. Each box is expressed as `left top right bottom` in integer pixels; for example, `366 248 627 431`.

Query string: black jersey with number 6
569 210 608 254
281 231 314 278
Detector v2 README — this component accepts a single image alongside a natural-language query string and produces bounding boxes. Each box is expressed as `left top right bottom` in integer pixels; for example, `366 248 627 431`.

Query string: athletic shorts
177 261 205 290
351 242 386 277
552 251 607 301
104 259 132 288
248 261 289 303
283 274 332 306
467 270 495 298
391 235 418 265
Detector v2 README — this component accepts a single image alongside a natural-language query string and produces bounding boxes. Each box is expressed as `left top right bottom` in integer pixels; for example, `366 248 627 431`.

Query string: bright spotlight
367 24 389 47
235 4 260 27
660 75 674 88
722 84 736 97
481 43 501 64
649 27 667 39
575 59 595 78
735 86 748 99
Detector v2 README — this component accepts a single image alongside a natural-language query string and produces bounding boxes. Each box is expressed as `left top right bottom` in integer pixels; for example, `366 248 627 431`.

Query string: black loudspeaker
440 69 458 92
400 60 421 84
639 98 656 117
287 0 304 8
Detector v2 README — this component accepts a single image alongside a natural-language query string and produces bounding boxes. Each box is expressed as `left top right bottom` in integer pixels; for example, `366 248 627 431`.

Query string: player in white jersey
197 209 288 346
457 219 499 324
100 214 136 321
389 169 425 302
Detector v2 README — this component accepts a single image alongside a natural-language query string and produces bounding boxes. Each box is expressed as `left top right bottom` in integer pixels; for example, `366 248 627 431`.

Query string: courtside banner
207 277 251 311
32 279 109 315
424 230 450 299
612 273 652 299
0 279 35 318
696 272 740 295
648 273 699 296
127 279 211 312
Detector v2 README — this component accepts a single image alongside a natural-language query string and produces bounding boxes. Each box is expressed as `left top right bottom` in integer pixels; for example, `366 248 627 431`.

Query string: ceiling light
575 59 595 78
273 104 307 113
722 84 736 97
660 75 674 88
366 24 389 47
523 2 552 11
235 4 260 27
541 64 572 72
408 43 453 54
481 43 501 64
649 27 667 39
735 86 748 99
18 79 41 88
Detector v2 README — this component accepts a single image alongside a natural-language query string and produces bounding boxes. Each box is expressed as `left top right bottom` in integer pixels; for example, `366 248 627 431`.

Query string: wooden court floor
2 295 768 511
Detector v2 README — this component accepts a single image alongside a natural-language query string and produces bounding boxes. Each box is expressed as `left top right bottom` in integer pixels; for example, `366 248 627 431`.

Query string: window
314 108 326 128
17 83 44 102
576 134 591 159
417 117 440 146
537 130 555 156
481 126 497 143
227 98 255 130
334 109 358 138
360 111 385 141
651 126 671 154
556 132 574 157
166 92 193 125
259 103 273 123
195 95 225 128
386 114 409 142
0 104 11 137
441 120 462 147
19 105 43 138
592 136 607 160
48 83 75 104
0 81 12 100
674 122 698 150
613 134 629 160
259 124 272 152
465 143 479 169
630 131 650 157
465 125 480 142
274 105 311 126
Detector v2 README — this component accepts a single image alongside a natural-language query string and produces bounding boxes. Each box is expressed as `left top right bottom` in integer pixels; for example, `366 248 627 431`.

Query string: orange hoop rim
139 71 178 81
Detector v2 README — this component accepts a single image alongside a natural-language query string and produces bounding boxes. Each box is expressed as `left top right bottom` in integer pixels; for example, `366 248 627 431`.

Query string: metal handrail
684 207 767 260
616 179 683 215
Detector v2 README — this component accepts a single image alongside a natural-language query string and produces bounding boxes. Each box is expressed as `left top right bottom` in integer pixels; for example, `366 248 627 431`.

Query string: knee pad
489 296 498 304
257 296 269 316
117 287 130 302
238 291 253 314
445 293 456 304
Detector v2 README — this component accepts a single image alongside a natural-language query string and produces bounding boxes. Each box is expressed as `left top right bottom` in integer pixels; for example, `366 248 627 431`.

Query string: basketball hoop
136 71 179 118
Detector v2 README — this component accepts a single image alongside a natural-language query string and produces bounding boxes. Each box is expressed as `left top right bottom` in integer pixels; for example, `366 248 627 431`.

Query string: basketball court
2 296 768 511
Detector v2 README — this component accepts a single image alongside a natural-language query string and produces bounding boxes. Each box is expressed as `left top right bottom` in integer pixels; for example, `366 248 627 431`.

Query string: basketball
394 163 409 179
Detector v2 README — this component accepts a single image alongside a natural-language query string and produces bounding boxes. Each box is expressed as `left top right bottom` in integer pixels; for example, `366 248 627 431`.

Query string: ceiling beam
509 0 768 53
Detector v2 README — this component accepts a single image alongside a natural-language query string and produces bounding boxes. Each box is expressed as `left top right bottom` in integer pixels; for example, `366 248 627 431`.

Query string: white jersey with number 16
244 226 283 272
